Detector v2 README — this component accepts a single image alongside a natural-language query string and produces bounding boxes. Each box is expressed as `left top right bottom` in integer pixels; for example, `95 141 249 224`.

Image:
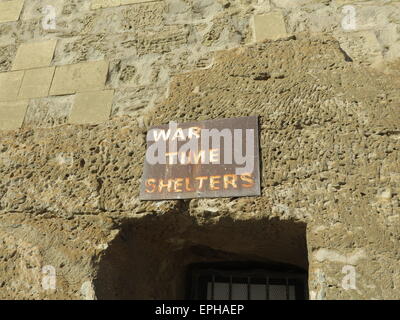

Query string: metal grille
188 264 308 300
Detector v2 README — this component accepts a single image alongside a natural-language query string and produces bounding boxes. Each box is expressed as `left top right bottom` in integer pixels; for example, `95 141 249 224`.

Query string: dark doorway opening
94 213 309 299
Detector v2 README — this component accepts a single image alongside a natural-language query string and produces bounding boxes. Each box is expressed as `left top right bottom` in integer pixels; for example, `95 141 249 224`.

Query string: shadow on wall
93 211 308 300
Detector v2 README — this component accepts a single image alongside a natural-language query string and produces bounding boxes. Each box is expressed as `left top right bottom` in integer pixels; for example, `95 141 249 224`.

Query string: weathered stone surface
0 38 398 299
69 90 114 124
0 0 400 301
18 67 55 99
0 99 28 130
0 0 24 23
12 40 57 71
49 60 109 95
0 212 118 299
0 45 17 72
0 0 397 129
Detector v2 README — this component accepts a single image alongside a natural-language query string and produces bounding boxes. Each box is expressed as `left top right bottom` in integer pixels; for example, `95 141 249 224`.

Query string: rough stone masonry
0 0 399 299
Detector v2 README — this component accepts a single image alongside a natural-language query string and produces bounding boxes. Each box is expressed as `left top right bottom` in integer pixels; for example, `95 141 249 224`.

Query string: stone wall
0 0 399 130
0 0 399 300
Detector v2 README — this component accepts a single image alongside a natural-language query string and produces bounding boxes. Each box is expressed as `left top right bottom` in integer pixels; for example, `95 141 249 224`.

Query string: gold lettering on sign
145 174 256 194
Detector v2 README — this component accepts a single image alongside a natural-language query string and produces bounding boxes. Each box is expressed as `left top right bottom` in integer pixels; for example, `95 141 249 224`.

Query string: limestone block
69 90 114 125
49 60 109 96
121 0 157 5
335 30 383 64
253 11 288 42
0 99 28 130
91 0 157 9
91 0 120 9
0 0 24 23
23 95 74 128
334 0 358 5
271 0 321 8
20 0 64 21
0 71 24 102
18 67 55 99
12 40 57 71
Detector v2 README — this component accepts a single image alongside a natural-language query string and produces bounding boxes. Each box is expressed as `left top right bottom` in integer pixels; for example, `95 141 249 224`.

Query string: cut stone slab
253 12 288 42
335 30 383 65
12 40 57 71
0 0 24 23
91 0 156 9
20 0 64 21
121 0 157 5
91 0 120 9
0 99 28 130
69 90 114 125
0 71 24 102
49 60 109 96
23 95 74 128
18 67 55 99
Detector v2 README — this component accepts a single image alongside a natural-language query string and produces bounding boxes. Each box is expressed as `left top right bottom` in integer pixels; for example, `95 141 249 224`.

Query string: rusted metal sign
140 116 261 200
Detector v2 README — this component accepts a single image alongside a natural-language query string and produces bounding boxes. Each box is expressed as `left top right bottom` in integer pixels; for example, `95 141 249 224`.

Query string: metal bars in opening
189 267 308 300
